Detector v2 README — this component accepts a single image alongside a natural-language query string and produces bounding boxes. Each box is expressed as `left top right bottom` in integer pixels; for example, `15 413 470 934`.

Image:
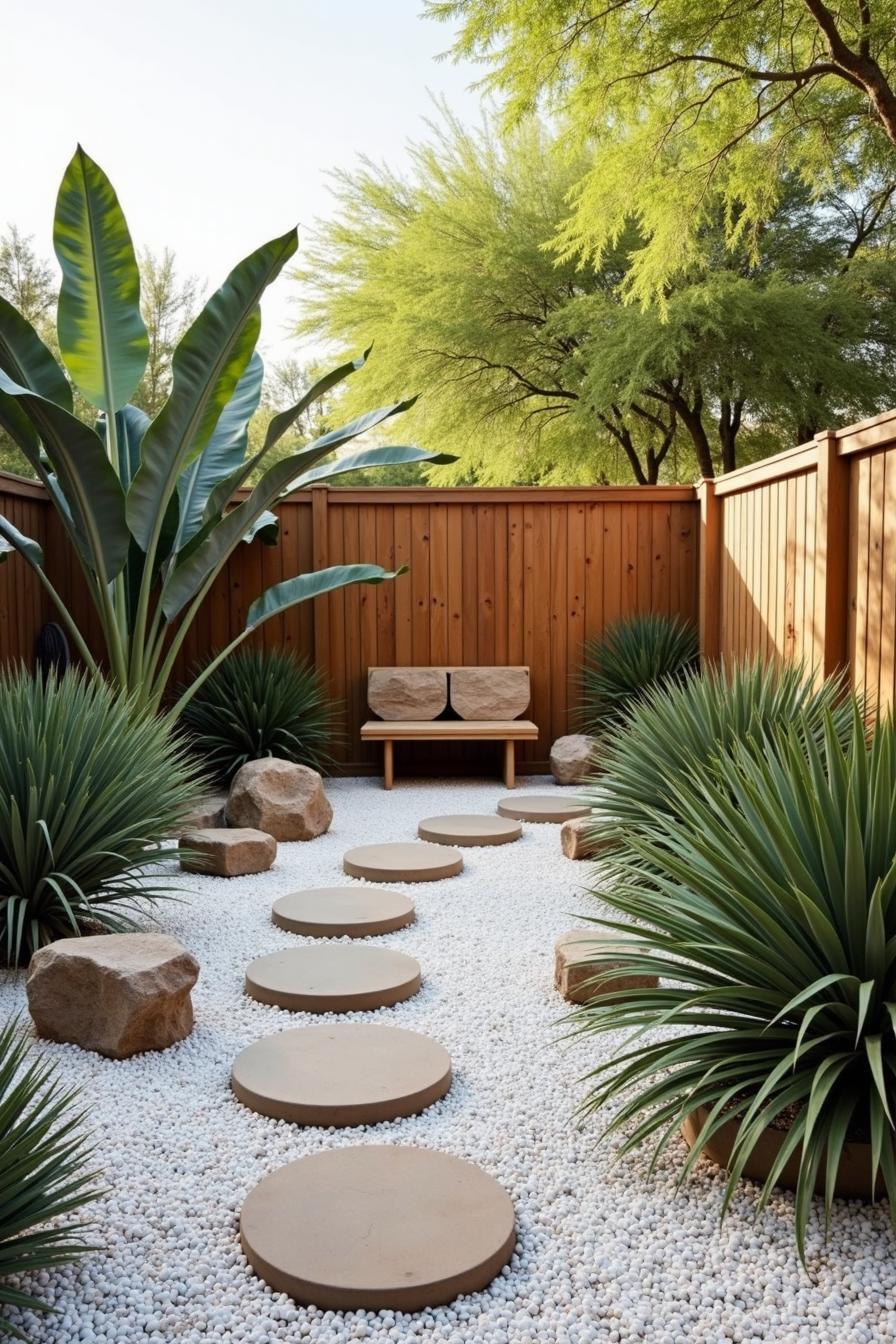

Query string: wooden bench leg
503 740 515 789
383 740 394 790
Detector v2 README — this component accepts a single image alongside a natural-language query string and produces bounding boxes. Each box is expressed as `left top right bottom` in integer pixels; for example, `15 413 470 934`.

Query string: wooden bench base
360 720 539 790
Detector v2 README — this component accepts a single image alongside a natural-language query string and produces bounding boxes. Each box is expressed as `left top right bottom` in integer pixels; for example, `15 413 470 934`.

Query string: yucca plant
578 613 698 737
179 648 338 785
0 1017 102 1340
572 705 896 1258
0 667 202 967
582 660 857 858
0 147 449 717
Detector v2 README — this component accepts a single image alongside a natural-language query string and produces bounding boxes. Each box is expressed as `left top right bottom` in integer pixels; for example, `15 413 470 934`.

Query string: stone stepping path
231 1023 451 1125
239 1145 516 1311
272 886 415 939
343 841 463 883
497 794 590 823
417 814 521 847
244 945 421 1013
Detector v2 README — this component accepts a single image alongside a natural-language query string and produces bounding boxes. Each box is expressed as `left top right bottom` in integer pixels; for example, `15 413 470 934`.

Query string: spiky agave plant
581 659 858 863
179 648 338 785
0 1017 102 1340
571 705 896 1258
0 667 203 966
578 613 698 737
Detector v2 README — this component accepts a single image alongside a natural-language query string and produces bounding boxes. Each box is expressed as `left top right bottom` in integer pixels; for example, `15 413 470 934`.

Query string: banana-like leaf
53 146 148 411
0 370 130 581
260 346 371 455
97 405 150 490
242 510 279 546
160 402 421 621
293 443 455 489
174 351 264 550
127 229 297 552
0 515 44 568
246 564 405 631
0 295 72 410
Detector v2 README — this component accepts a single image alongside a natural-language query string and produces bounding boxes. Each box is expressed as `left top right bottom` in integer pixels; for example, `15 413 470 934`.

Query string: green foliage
179 649 338 785
572 706 896 1258
578 613 698 735
0 668 202 967
582 660 858 854
0 1017 102 1340
0 148 448 716
427 0 896 301
296 109 896 483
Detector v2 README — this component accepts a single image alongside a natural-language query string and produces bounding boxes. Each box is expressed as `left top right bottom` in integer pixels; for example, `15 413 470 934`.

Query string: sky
4 0 481 364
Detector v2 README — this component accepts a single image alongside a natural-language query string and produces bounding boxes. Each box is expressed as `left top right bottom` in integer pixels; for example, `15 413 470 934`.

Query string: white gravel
2 775 895 1344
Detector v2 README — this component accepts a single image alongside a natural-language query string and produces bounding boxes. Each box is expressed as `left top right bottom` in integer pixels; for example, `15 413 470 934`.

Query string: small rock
553 929 658 1005
179 792 229 832
226 759 332 841
560 816 609 860
368 668 448 721
550 734 595 785
26 934 199 1059
449 667 530 720
180 827 276 876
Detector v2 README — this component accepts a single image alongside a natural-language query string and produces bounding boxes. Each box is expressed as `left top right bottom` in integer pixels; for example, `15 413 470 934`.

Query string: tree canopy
294 111 896 482
426 0 896 300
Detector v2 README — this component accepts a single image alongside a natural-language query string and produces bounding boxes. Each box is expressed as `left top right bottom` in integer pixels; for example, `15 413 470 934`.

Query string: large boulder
368 668 447 721
180 826 276 876
27 933 199 1059
449 667 529 721
550 734 595 785
554 929 658 1005
226 759 333 841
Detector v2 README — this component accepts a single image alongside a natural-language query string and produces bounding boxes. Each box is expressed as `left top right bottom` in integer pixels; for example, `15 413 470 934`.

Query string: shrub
583 659 857 856
0 1017 101 1340
179 649 338 785
578 613 697 736
0 668 202 966
572 705 896 1257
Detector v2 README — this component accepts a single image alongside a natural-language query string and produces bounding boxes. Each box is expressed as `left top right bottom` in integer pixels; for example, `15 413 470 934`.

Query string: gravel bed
2 776 894 1343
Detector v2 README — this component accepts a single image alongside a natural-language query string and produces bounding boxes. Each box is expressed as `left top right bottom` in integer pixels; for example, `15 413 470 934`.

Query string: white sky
4 0 481 364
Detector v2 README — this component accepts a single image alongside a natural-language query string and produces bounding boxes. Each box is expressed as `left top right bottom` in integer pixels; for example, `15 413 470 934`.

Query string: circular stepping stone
245 945 421 1013
231 1024 451 1125
497 794 591 823
272 887 415 939
343 841 463 883
417 814 521 847
240 1145 516 1310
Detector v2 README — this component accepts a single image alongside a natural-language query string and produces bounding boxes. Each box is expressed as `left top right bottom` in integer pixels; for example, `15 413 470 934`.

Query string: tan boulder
179 791 228 832
560 816 610 860
27 933 199 1059
550 734 595 785
226 759 332 841
180 827 276 876
449 667 529 720
368 668 447 721
554 929 658 1005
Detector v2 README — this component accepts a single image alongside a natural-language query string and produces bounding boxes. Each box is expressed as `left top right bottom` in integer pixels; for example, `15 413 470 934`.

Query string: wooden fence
2 406 893 772
0 479 698 773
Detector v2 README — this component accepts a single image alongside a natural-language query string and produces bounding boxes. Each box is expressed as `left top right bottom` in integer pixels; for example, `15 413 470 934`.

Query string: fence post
697 478 721 661
310 485 331 684
812 430 850 679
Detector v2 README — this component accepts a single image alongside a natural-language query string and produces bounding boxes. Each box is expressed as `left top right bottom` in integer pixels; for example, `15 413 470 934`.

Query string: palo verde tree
0 148 447 715
427 0 896 300
297 112 896 481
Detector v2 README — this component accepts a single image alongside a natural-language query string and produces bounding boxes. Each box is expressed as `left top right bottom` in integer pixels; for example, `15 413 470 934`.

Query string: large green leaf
0 370 130 581
174 351 264 551
246 564 405 631
260 346 371 454
98 404 150 489
53 146 148 411
0 515 44 568
127 228 296 551
0 295 72 410
293 443 454 488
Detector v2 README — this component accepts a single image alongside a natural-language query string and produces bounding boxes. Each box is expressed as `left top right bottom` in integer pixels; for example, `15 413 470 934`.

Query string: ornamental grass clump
0 668 202 967
573 705 896 1257
578 613 697 737
581 659 857 865
179 648 338 785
